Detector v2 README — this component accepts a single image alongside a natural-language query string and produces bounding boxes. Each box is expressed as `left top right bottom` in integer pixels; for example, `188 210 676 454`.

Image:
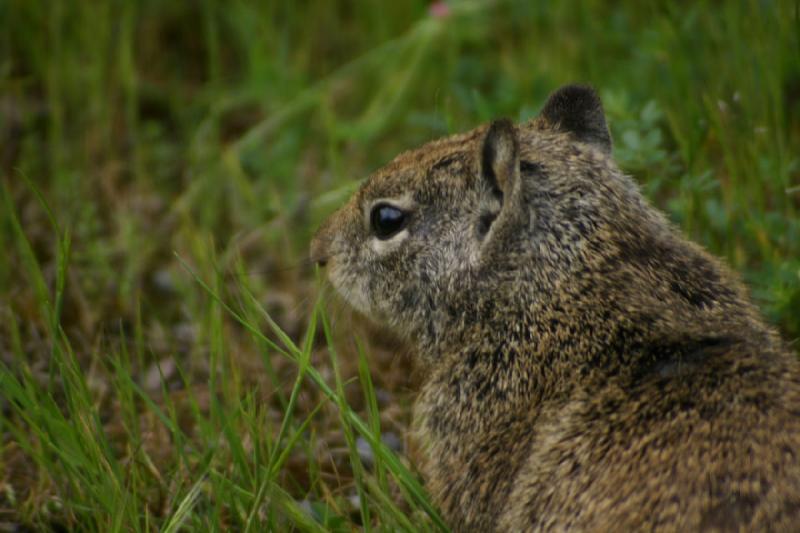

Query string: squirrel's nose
309 234 329 268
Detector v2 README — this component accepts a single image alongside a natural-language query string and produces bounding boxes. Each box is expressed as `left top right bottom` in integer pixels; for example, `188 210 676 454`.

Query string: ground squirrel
310 85 800 531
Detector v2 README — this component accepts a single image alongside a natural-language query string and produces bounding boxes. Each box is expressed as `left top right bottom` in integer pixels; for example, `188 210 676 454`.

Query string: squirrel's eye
370 204 407 240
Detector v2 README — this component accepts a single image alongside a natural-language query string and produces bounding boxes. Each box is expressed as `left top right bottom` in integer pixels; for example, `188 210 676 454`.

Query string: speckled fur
310 85 800 531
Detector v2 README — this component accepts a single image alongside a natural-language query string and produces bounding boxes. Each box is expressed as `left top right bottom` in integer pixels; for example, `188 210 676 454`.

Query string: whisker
218 258 316 280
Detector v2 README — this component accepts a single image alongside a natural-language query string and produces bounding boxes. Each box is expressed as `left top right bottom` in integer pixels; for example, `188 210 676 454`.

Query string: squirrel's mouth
324 263 374 318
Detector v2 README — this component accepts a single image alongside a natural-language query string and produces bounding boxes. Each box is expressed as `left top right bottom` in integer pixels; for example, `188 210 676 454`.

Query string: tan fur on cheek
326 261 372 315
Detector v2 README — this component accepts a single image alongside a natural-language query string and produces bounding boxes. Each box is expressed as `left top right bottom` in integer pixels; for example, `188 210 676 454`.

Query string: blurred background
1 0 798 530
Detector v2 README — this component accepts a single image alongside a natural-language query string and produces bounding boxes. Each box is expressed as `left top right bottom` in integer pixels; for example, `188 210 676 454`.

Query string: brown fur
310 85 800 531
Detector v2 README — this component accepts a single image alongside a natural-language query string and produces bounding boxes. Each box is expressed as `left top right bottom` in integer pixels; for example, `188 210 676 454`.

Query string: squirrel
310 85 800 531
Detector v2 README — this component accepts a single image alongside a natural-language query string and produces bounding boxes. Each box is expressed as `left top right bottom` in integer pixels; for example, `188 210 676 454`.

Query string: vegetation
1 0 798 530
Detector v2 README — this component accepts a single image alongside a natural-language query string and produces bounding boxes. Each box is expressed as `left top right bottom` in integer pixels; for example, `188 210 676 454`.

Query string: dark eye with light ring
370 203 407 240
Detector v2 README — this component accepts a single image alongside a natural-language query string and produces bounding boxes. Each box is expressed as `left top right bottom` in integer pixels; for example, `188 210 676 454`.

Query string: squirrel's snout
309 233 330 268
311 208 346 268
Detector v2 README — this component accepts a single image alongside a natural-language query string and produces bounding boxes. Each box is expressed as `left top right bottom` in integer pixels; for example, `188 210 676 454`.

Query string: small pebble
348 492 361 510
144 357 177 391
356 432 403 469
152 269 176 293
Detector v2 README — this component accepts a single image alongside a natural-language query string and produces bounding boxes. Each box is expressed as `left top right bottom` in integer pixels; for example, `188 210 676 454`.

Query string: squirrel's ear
539 84 611 154
480 118 520 196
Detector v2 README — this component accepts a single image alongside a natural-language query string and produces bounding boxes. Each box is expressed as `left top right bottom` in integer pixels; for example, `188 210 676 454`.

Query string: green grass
1 0 798 530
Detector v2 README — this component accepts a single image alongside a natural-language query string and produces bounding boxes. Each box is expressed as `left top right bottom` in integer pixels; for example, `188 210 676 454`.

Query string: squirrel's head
311 85 652 349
